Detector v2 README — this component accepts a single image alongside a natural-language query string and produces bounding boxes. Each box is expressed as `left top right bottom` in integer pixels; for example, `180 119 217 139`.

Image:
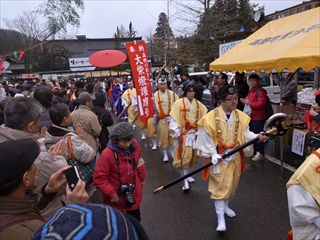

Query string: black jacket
193 82 204 101
92 93 113 153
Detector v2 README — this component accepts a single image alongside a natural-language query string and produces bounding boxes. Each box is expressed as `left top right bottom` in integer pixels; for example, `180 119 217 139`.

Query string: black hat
0 139 40 186
29 203 149 240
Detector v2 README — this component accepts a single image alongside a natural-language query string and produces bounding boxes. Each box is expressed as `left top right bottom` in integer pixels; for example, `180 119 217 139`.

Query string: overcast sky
0 0 302 38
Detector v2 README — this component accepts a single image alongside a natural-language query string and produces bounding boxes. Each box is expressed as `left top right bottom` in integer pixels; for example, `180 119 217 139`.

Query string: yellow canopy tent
210 7 320 73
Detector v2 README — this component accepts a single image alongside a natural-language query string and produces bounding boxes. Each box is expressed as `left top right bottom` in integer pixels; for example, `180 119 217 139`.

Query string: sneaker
252 152 264 161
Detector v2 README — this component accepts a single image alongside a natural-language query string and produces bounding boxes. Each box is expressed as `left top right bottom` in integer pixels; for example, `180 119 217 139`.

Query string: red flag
125 41 154 122
40 43 44 53
0 59 4 71
18 51 25 61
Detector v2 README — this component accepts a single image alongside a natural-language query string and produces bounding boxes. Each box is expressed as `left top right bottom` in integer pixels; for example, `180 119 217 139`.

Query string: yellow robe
122 88 145 129
170 97 208 169
197 107 251 199
154 89 179 148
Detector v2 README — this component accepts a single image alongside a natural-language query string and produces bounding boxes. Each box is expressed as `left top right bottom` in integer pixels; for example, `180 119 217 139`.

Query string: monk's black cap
0 138 40 186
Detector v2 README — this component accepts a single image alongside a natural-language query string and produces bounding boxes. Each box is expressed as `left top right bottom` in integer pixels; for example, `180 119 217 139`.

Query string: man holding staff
195 85 267 232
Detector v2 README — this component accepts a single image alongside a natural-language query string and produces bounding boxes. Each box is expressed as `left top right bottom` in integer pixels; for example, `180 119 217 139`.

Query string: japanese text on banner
125 41 154 121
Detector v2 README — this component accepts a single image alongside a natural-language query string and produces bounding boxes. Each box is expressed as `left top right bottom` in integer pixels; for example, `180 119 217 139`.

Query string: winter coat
71 105 102 153
235 80 249 111
38 108 52 133
282 79 297 104
247 84 267 121
0 187 53 239
92 93 114 153
193 82 204 101
33 124 96 220
52 96 69 105
93 140 146 212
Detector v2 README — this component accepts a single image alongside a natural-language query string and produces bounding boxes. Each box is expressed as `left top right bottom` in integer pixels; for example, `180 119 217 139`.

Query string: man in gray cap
71 91 102 153
0 138 89 239
94 122 146 222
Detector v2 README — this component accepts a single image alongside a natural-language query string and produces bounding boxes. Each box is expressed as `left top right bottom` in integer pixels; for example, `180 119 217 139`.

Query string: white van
228 71 280 100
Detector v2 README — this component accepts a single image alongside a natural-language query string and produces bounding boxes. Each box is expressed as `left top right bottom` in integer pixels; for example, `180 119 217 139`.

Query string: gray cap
78 92 95 101
109 122 134 141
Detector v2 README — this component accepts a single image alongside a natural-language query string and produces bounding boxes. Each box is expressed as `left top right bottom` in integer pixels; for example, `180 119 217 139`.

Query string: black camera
118 183 135 208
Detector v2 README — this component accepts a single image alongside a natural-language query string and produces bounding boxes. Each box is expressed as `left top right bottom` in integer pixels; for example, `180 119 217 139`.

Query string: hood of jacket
93 92 106 107
0 124 39 143
107 139 136 156
44 124 74 149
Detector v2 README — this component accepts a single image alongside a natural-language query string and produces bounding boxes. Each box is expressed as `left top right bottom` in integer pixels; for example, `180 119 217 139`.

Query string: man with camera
93 122 146 221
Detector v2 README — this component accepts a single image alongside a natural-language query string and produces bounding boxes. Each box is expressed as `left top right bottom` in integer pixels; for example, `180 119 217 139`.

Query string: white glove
211 153 222 165
314 216 320 229
222 149 236 164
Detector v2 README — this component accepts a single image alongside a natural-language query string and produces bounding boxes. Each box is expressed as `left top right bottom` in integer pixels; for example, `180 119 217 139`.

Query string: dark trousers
249 120 265 155
125 207 141 222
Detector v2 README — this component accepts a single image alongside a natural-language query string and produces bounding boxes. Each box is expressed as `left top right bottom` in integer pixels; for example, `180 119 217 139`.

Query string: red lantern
18 51 25 61
0 59 4 71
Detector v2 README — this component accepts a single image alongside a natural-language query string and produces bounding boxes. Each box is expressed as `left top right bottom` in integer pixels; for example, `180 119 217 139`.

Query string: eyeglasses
225 97 238 102
227 86 237 95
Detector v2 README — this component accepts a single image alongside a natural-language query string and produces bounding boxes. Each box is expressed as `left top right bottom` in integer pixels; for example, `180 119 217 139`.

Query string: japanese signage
69 57 93 68
292 129 307 156
125 41 154 122
248 23 320 46
219 40 242 57
21 73 41 79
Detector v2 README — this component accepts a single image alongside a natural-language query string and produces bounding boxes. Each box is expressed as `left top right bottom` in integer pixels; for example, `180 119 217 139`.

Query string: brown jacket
0 187 53 239
71 105 102 152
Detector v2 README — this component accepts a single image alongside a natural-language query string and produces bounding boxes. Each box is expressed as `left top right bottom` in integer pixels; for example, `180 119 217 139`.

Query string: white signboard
219 40 242 57
70 67 96 72
69 57 93 68
291 129 307 156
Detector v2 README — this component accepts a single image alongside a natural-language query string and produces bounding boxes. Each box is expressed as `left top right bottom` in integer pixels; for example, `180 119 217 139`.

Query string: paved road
92 113 299 240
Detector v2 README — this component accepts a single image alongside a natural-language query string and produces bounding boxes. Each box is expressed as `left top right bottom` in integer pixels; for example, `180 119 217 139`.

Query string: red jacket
247 84 267 120
93 140 146 211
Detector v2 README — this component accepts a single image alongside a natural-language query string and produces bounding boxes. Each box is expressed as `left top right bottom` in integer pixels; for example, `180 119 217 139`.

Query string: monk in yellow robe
169 82 207 191
122 80 146 139
195 85 267 232
154 78 178 161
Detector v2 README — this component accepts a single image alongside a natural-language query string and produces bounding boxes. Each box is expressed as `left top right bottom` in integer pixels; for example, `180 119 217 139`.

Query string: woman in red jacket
93 122 146 221
240 73 267 161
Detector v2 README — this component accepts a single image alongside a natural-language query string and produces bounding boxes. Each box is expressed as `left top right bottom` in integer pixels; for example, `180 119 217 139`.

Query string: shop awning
210 7 320 73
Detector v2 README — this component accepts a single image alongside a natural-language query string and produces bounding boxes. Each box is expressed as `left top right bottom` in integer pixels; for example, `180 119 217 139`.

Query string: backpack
255 88 274 119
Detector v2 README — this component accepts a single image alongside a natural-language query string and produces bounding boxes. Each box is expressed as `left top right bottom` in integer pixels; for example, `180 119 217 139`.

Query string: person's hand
45 166 70 195
39 126 47 138
214 85 219 92
311 105 320 113
75 124 85 140
240 98 249 105
310 110 319 117
211 153 222 165
66 179 89 204
48 139 66 156
110 193 119 204
257 132 268 142
141 182 145 188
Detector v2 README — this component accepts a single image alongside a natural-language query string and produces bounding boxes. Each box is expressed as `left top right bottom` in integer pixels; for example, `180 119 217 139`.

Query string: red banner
125 41 154 122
